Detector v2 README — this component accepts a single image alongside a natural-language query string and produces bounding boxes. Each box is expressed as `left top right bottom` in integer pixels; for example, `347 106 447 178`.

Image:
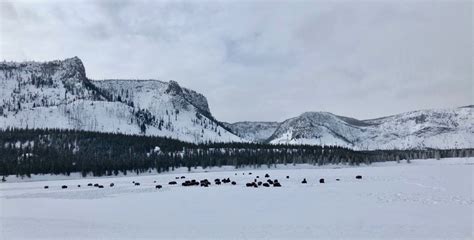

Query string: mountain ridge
0 57 471 150
0 57 243 143
263 107 473 150
223 106 472 150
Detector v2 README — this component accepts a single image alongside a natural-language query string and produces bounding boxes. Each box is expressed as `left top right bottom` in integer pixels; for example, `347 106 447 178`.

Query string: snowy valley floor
1 158 473 240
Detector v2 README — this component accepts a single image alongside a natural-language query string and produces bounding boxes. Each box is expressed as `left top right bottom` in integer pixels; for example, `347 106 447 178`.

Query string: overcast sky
1 0 472 122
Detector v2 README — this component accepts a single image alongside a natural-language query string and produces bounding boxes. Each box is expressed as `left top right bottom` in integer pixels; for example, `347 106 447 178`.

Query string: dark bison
77 185 81 188
231 181 236 185
182 181 191 187
181 179 199 187
44 186 49 189
62 185 67 189
94 183 99 187
200 179 210 187
257 181 263 186
273 182 282 187
256 176 259 178
134 182 140 186
302 178 307 184
336 178 340 181
110 183 115 187
246 182 258 188
87 183 93 186
222 178 231 183
319 178 325 184
264 174 270 178
169 181 177 185
286 176 290 179
156 185 162 189
262 183 270 187
98 185 104 188
181 176 186 179
248 172 252 175
267 179 274 185
356 175 362 179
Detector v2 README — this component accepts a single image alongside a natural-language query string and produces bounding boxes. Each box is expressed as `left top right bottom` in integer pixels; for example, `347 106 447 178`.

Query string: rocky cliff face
0 57 104 114
0 57 243 143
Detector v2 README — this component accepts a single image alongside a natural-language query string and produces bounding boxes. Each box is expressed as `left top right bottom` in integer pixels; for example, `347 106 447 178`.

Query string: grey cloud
0 1 17 20
0 0 471 122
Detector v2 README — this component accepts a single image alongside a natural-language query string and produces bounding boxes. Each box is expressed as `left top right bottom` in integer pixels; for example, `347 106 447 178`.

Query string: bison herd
179 177 236 188
47 183 109 189
43 172 364 190
245 173 283 188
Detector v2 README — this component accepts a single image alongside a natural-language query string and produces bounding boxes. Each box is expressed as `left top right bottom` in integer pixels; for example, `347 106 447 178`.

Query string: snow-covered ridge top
285 106 473 128
229 121 280 125
363 105 473 122
0 56 85 78
0 56 104 112
0 56 82 67
0 56 90 92
267 107 473 150
92 79 211 116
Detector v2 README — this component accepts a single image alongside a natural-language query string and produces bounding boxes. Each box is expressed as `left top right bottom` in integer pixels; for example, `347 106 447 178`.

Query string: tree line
0 128 472 178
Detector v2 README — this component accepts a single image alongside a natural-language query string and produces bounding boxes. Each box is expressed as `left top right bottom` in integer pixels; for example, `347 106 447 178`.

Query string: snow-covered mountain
267 107 473 150
0 57 243 143
1 57 471 149
91 79 242 143
223 121 280 142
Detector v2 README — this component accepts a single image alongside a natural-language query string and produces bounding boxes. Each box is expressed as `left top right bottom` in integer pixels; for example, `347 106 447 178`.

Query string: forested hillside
1 128 471 179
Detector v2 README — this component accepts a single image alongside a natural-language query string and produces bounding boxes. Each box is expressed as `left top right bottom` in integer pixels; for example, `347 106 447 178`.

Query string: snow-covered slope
1 57 471 149
91 79 242 143
268 107 473 150
0 57 104 111
269 112 364 148
0 57 243 143
223 121 280 142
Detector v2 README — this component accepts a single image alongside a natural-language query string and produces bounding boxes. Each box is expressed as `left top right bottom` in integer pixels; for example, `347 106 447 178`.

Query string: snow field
1 158 473 239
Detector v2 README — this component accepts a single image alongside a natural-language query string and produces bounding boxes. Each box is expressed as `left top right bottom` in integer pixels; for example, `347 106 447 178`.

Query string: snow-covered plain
1 158 473 240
